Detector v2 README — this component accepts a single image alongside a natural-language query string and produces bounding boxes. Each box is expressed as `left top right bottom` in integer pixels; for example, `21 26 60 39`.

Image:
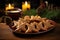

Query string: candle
22 1 30 11
6 4 14 11
45 1 48 7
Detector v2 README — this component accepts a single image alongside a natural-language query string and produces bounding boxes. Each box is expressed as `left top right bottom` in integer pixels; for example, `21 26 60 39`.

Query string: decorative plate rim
9 26 55 35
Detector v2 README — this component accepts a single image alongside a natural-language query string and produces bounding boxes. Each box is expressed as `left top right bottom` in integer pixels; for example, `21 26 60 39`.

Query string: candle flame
25 1 27 6
9 4 12 8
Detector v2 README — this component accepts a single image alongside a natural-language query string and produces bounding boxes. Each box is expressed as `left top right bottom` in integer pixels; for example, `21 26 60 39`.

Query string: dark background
0 0 60 9
0 0 60 17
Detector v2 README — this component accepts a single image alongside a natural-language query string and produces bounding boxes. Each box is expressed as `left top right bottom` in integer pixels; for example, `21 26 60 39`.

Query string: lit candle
22 1 30 11
6 4 14 10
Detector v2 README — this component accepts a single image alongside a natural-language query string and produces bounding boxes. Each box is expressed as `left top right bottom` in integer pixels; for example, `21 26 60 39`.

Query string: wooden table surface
0 23 60 40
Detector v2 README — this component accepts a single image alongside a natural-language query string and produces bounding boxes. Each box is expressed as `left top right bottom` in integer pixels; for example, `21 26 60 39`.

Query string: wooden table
0 23 60 40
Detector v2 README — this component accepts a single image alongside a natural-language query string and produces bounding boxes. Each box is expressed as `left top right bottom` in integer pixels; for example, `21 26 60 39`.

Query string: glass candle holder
6 8 22 20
